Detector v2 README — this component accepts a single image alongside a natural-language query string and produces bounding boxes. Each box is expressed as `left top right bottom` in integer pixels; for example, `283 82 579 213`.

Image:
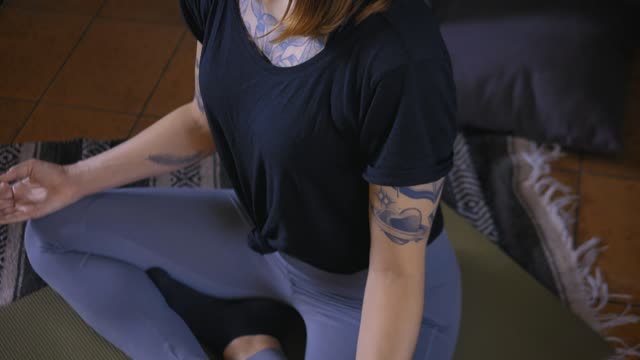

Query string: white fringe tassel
520 142 640 359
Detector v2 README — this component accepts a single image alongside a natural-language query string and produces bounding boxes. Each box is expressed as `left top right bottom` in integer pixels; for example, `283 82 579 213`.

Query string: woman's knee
24 217 65 262
23 218 56 273
24 197 90 256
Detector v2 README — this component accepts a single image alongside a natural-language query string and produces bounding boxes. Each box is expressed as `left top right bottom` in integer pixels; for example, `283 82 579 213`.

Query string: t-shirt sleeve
178 0 215 43
359 57 457 186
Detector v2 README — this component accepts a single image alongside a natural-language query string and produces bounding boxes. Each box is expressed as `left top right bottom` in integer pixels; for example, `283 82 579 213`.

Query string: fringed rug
0 135 637 358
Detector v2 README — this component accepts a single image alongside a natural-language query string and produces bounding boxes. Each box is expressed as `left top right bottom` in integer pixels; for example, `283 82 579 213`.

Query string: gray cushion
432 0 635 154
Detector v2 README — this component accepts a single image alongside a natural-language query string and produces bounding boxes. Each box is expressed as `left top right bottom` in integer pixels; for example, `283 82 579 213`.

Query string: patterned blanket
0 135 637 358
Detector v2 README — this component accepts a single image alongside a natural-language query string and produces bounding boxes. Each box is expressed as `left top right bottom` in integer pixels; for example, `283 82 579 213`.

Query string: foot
146 267 298 357
223 334 282 360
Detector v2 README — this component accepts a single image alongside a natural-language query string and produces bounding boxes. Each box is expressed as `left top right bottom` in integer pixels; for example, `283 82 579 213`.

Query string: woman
0 0 461 358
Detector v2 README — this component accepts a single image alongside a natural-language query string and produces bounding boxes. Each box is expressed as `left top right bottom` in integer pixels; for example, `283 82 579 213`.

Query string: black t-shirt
179 0 457 274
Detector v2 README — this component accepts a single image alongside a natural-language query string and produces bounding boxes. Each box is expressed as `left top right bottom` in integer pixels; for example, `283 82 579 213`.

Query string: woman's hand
0 159 83 225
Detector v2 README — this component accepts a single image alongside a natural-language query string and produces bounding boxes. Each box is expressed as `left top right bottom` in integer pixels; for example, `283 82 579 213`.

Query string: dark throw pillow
431 0 636 154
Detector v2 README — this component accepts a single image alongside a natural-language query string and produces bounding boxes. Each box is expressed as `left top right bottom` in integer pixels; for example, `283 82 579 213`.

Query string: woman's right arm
0 42 211 224
67 41 214 198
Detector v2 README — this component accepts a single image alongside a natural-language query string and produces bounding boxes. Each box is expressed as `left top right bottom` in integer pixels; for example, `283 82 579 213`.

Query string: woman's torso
196 0 451 273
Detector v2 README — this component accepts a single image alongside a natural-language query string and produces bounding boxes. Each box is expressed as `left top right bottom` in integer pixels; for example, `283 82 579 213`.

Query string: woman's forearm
356 271 425 360
65 103 215 198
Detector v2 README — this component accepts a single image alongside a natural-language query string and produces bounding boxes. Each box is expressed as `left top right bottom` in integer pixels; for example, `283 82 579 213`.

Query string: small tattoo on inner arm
370 179 445 245
147 151 204 166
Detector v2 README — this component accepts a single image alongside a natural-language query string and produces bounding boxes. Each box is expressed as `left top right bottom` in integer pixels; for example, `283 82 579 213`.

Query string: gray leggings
24 187 461 360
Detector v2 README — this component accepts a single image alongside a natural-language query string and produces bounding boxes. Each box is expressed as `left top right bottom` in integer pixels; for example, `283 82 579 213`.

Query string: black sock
146 267 299 356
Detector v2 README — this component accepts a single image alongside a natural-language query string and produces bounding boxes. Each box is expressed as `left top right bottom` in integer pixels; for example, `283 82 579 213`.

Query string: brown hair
266 0 391 43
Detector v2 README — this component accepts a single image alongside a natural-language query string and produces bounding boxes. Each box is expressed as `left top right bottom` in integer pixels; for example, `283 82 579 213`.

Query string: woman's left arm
356 177 445 360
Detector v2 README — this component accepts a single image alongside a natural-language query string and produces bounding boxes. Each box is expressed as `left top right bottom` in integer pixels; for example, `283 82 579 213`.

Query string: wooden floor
1 0 639 350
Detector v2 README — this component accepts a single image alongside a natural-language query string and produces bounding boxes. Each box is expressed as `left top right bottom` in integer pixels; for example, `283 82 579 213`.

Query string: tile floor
1 0 639 353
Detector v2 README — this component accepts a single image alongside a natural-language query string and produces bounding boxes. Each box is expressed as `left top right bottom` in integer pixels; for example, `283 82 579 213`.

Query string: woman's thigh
26 186 291 301
281 229 461 360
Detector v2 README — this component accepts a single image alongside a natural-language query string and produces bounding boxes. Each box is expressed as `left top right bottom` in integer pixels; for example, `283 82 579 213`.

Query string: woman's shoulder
179 0 219 42
180 0 217 17
348 0 450 80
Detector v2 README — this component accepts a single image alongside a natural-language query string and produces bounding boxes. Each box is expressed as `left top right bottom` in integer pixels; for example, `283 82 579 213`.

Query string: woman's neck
260 0 289 20
238 0 326 67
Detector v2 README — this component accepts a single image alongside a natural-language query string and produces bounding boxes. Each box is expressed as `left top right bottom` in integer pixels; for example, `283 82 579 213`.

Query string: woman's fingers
0 199 14 211
0 203 39 225
0 192 42 213
0 161 33 184
0 180 45 219
0 213 32 225
1 199 37 214
12 180 47 203
0 181 13 199
0 182 13 209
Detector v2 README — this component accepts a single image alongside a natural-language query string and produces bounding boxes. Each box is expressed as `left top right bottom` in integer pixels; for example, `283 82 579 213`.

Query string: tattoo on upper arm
147 151 205 166
370 179 445 245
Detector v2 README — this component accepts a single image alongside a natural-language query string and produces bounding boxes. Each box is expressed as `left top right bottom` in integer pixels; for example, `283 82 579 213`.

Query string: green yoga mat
443 205 613 360
0 205 613 359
